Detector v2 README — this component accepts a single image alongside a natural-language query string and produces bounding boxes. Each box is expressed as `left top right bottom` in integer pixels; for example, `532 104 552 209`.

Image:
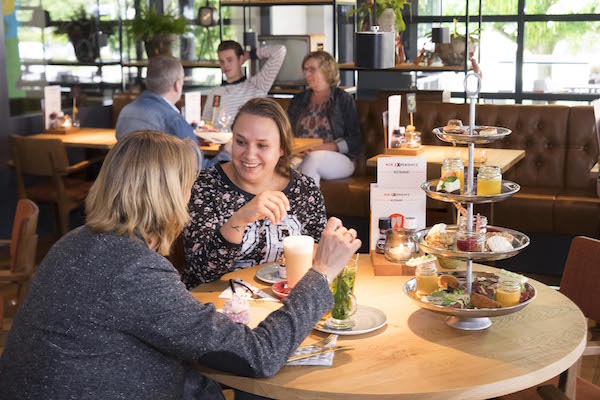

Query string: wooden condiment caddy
384 146 425 156
370 250 416 276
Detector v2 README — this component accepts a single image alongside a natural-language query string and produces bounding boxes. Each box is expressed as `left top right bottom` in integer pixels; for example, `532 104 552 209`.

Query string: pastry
477 126 498 136
486 235 514 252
470 293 501 309
223 294 250 324
443 125 467 135
438 274 460 289
436 176 461 194
425 223 455 250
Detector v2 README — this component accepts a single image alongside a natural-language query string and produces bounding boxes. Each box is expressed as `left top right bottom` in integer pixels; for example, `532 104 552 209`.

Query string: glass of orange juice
416 262 439 296
495 280 521 307
477 166 502 196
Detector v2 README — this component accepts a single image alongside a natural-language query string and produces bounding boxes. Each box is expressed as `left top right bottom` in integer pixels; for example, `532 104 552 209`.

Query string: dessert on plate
223 294 250 324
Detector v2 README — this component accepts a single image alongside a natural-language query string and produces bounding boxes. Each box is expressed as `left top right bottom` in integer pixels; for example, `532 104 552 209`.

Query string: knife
234 278 278 301
287 346 351 362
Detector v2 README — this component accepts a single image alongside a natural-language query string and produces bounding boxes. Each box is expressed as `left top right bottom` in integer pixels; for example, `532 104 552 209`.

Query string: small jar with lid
406 131 422 148
441 158 465 193
456 214 487 252
390 127 405 148
476 166 502 196
495 279 521 307
376 217 392 254
415 262 438 296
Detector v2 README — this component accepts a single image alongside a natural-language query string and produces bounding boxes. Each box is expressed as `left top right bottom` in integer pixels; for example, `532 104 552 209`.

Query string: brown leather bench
311 98 599 237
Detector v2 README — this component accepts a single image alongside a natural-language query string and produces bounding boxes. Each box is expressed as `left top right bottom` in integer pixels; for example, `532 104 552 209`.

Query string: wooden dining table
190 255 587 400
367 145 526 176
30 128 323 158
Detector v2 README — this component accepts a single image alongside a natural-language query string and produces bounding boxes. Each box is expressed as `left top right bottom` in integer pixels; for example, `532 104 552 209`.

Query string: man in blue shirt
116 55 211 168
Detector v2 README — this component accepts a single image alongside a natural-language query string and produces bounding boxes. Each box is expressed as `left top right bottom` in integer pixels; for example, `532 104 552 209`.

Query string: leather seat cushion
493 187 558 233
320 176 375 217
554 189 600 236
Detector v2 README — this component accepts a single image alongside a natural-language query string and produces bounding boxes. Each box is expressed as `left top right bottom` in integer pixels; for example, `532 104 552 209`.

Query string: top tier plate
433 126 511 145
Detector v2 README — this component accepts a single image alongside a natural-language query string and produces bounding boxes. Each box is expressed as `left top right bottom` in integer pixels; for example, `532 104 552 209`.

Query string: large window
412 0 600 104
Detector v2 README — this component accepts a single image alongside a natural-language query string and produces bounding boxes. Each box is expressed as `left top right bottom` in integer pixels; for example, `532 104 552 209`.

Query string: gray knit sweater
0 226 333 399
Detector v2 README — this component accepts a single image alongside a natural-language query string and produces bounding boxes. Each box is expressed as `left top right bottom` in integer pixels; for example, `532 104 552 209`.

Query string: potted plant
348 0 410 33
433 19 480 66
54 6 115 63
348 0 410 65
128 5 190 58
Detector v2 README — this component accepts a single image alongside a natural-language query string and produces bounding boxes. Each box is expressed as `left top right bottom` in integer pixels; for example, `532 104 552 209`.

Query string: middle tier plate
414 225 530 261
422 179 520 203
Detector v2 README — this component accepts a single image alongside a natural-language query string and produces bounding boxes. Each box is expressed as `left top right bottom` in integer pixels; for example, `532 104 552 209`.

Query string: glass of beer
283 235 314 288
325 254 359 330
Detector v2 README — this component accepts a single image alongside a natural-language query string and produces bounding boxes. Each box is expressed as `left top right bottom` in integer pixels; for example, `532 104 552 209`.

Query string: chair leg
58 206 70 236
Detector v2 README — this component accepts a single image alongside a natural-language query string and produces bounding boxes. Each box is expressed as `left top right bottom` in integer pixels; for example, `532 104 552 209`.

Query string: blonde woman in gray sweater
0 130 360 399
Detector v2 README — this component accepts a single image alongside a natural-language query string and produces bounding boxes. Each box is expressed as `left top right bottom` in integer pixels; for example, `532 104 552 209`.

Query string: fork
297 334 337 351
230 279 263 303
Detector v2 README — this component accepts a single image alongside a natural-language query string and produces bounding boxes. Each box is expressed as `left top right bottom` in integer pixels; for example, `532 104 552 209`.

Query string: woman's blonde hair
85 130 200 255
302 50 340 86
231 98 293 176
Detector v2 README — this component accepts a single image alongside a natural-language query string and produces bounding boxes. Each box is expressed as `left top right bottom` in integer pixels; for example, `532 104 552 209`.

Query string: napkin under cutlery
286 337 339 366
218 279 279 302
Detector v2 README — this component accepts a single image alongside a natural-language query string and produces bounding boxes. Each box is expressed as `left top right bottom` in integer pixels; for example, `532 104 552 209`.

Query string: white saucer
256 264 285 284
314 305 387 336
194 130 232 144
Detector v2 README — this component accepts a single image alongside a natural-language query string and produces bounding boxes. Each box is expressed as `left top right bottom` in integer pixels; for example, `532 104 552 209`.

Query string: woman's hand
236 191 290 225
312 217 361 282
221 191 290 244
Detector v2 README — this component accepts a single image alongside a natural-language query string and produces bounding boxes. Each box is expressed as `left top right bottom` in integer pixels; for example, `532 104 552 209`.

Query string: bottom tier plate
403 270 536 327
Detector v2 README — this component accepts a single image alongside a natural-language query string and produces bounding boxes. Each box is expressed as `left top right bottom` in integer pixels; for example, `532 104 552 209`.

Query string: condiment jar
456 214 487 252
390 127 405 148
476 166 502 196
495 279 521 307
376 217 392 254
441 158 465 193
415 262 438 296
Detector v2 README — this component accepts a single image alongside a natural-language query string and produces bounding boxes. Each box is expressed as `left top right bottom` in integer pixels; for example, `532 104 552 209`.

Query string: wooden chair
9 135 103 236
500 236 600 400
0 199 39 310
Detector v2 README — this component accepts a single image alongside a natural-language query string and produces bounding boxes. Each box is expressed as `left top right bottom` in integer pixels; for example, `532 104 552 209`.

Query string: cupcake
223 294 250 325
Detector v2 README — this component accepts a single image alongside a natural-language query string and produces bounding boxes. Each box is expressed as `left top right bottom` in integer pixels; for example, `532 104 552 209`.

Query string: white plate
314 305 387 336
256 264 285 284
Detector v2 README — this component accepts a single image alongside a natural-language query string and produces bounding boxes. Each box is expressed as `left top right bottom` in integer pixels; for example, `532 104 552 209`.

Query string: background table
31 128 116 150
367 145 526 175
31 129 323 158
191 255 586 400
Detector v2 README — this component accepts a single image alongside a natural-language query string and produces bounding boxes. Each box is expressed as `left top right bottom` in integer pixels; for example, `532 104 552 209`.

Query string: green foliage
128 4 190 41
348 0 410 32
53 5 116 37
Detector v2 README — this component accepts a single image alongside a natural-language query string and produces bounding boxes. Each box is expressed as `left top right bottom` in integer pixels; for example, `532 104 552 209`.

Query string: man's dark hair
217 40 244 57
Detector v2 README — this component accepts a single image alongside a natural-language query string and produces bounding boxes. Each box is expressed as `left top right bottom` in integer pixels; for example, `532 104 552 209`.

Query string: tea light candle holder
384 229 415 263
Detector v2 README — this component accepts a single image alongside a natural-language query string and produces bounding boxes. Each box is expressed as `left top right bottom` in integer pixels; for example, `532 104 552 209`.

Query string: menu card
377 157 426 188
44 85 61 130
370 156 427 251
184 91 202 126
388 95 401 134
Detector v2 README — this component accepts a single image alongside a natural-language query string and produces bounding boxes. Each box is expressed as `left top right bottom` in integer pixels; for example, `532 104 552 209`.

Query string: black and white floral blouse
182 164 327 289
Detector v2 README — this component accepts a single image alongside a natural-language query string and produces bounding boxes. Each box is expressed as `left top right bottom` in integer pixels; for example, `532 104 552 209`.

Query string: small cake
436 176 461 194
223 294 250 324
425 223 455 250
443 125 467 135
486 235 514 252
478 126 498 136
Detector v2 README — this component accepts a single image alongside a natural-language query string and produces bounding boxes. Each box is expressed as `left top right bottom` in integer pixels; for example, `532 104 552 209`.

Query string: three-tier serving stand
404 72 533 330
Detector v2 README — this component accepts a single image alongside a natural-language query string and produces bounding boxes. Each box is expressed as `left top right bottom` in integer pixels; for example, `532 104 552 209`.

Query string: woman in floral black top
182 98 327 288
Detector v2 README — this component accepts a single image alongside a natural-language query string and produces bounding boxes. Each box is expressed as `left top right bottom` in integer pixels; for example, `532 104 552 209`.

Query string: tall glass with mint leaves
326 254 358 330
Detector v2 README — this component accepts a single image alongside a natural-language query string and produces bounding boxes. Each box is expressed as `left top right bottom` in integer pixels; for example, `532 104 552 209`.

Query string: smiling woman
182 98 328 288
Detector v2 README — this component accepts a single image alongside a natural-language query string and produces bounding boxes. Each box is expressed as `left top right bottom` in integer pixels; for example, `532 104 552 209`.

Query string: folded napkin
287 337 338 366
218 283 279 302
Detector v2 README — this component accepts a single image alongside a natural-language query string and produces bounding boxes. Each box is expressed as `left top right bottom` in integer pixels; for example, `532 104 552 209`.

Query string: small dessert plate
256 264 285 284
272 281 290 299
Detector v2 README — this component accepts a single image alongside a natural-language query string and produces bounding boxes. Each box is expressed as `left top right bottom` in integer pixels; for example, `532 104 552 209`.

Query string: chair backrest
10 199 39 273
10 135 70 177
559 236 600 322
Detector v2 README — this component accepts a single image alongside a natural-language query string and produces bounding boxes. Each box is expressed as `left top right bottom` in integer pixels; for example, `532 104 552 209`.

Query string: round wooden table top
190 254 587 400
